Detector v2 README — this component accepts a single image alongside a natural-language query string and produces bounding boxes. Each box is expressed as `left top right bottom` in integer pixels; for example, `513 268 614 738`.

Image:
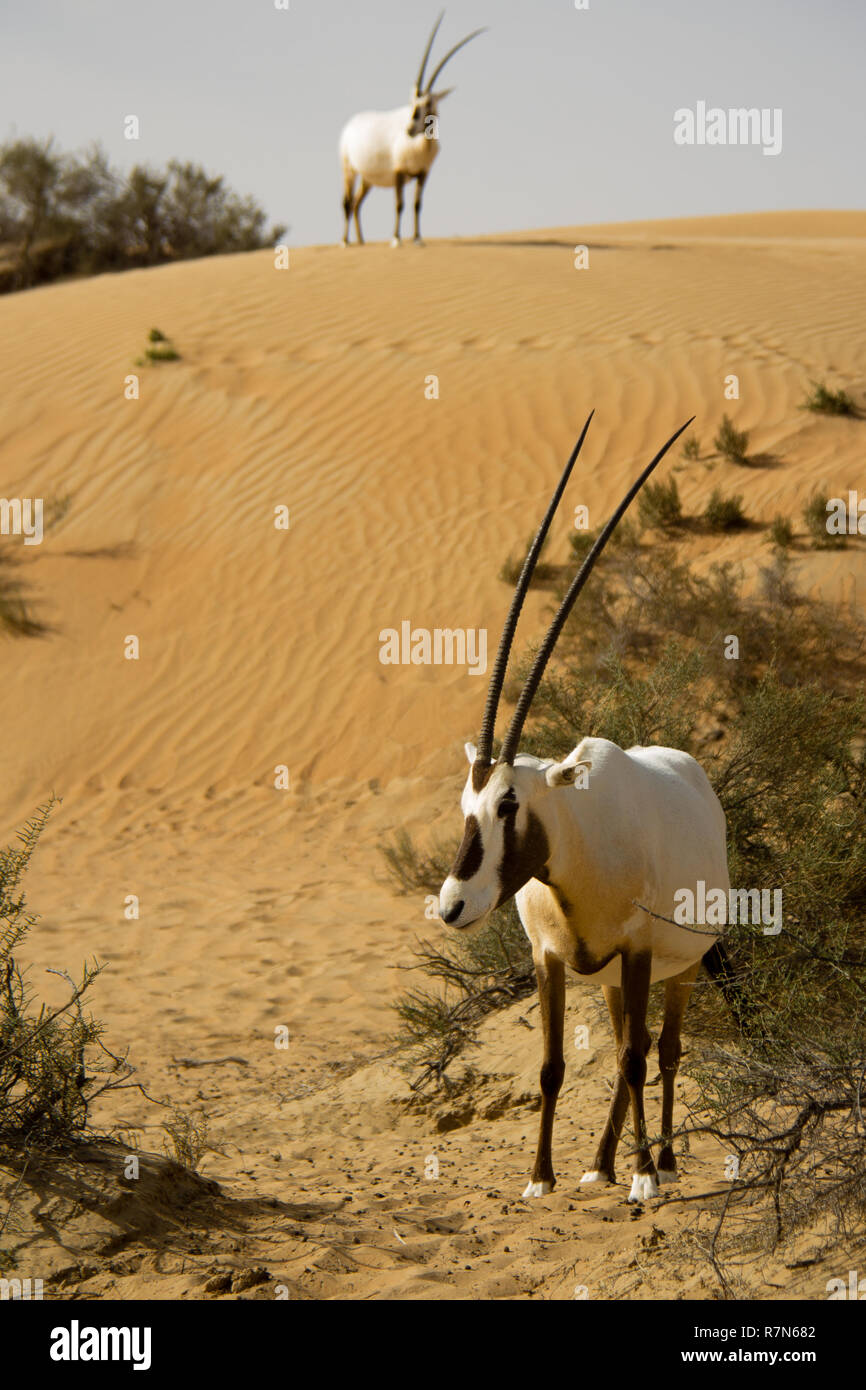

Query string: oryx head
438 413 693 932
407 12 485 137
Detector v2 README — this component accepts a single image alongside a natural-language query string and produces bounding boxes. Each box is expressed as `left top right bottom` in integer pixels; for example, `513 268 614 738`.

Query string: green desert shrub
135 327 181 365
768 514 794 549
637 476 683 530
704 488 747 531
801 380 857 416
803 492 846 548
713 414 749 463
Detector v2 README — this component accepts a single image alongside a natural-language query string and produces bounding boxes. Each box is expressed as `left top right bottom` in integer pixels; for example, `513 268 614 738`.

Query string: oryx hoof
580 1170 615 1185
628 1172 659 1202
390 237 402 248
656 1166 678 1185
522 1179 553 1199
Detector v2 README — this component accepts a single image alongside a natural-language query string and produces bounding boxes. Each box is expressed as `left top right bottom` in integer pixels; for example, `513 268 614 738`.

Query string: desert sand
1 210 865 1298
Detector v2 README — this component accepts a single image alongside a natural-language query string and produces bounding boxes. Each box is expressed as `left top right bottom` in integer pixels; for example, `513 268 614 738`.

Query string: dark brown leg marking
619 950 658 1190
393 172 405 243
527 953 565 1192
657 962 698 1178
342 169 356 243
413 172 427 242
353 179 371 245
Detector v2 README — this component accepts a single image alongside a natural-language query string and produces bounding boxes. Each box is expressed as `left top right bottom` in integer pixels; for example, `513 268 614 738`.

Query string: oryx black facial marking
452 813 483 881
495 807 550 907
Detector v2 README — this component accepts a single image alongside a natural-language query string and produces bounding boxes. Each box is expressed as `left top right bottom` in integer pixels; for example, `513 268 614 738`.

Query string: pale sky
3 0 864 246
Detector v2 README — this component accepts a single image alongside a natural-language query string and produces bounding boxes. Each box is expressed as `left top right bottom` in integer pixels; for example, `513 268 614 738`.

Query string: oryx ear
431 87 455 102
465 741 478 765
545 749 592 788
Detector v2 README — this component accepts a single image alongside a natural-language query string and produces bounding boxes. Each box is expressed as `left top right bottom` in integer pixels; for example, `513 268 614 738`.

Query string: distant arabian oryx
438 415 732 1202
339 12 485 247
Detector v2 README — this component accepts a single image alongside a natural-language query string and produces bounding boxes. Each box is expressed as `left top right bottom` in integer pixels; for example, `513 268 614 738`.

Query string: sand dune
2 211 865 1298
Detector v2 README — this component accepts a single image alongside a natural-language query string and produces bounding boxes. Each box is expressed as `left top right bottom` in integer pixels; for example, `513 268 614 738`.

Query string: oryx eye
497 798 518 818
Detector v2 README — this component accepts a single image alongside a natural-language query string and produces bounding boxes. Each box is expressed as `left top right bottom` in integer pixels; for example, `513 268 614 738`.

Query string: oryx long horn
474 412 595 778
416 11 445 94
498 418 695 766
424 25 487 92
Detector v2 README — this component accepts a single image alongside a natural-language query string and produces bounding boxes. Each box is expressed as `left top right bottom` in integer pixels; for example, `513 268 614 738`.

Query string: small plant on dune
637 476 683 530
704 488 747 531
161 1108 223 1172
135 327 181 365
803 492 846 549
801 380 858 417
713 414 750 464
768 514 795 549
681 435 701 461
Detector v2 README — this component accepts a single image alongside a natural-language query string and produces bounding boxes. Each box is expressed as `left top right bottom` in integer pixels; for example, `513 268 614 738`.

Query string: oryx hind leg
522 952 565 1198
619 950 659 1202
581 984 649 1187
353 178 371 245
341 166 357 246
657 960 699 1182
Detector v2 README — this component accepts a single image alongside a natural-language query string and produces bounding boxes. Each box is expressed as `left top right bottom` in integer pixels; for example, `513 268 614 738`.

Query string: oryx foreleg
523 952 565 1198
391 172 406 246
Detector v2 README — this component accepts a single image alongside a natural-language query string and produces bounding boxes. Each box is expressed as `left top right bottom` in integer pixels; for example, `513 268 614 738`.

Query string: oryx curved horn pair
339 12 486 247
438 416 732 1202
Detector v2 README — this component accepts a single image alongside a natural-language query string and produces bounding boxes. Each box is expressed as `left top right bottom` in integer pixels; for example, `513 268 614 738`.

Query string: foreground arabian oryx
438 415 731 1202
339 13 485 246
